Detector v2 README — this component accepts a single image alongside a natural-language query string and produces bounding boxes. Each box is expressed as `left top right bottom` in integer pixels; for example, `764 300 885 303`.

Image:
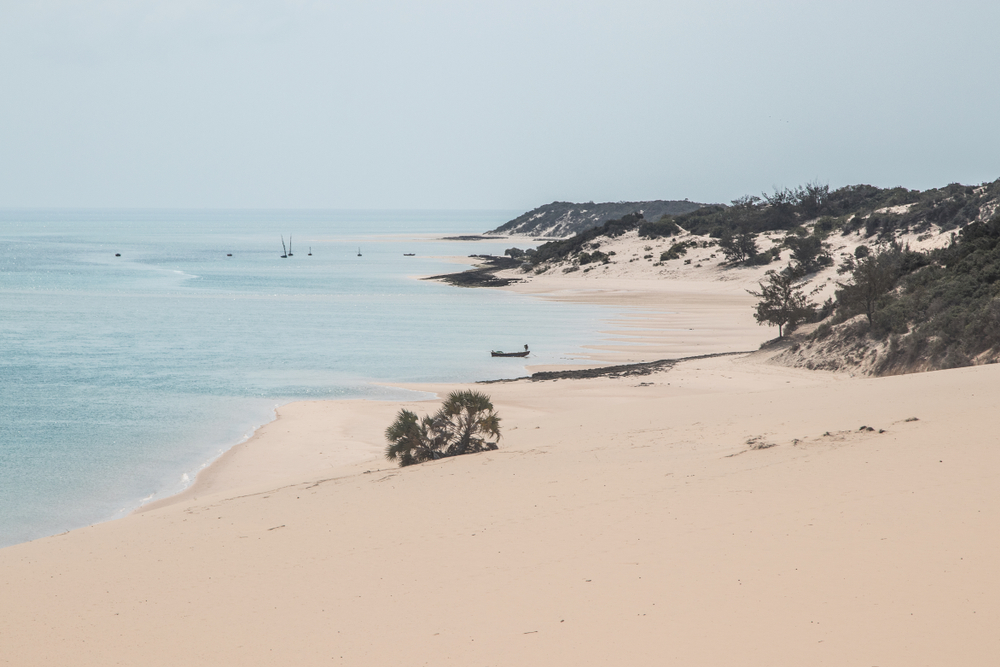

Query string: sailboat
280 236 288 258
287 236 293 257
357 247 362 257
308 247 312 256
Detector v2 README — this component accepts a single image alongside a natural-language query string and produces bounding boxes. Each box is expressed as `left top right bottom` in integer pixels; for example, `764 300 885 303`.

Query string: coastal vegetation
747 269 814 338
520 212 646 267
488 199 702 238
755 180 1000 373
385 391 501 467
808 214 1000 373
494 177 1000 375
834 243 912 326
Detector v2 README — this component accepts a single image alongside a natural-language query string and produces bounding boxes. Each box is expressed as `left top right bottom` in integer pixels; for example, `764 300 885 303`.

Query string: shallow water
0 209 613 547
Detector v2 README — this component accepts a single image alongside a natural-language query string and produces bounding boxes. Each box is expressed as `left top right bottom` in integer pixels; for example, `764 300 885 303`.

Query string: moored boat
491 345 529 358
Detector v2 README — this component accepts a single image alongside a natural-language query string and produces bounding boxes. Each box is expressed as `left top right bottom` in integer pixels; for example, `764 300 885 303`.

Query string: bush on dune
385 391 501 467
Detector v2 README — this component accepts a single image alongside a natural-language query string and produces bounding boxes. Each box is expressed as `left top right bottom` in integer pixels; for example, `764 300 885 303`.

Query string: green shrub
578 250 609 265
385 391 501 467
828 212 1000 372
638 218 682 238
660 240 696 261
814 321 833 339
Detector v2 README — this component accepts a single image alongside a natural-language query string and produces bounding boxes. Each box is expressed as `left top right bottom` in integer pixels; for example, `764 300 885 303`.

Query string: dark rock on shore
424 255 523 287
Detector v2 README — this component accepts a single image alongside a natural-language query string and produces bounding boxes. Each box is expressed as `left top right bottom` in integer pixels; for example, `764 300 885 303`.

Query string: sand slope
2 353 998 665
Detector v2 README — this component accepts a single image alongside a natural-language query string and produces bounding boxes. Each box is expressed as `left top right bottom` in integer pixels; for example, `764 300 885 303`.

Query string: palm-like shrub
384 391 501 467
437 390 501 457
384 409 443 467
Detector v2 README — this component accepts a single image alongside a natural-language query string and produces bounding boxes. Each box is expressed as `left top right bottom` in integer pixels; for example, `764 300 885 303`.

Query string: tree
719 198 763 265
761 187 799 227
835 244 902 325
719 228 759 264
384 391 501 467
785 234 832 275
794 182 830 219
747 269 814 337
730 194 762 209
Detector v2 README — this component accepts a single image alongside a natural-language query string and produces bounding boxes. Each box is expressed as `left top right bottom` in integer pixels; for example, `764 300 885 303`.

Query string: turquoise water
0 209 611 548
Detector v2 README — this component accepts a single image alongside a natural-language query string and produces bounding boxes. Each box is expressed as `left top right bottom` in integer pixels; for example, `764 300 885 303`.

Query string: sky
1 0 998 210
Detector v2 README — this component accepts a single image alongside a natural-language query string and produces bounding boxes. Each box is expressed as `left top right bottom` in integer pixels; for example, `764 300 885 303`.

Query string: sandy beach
2 236 998 666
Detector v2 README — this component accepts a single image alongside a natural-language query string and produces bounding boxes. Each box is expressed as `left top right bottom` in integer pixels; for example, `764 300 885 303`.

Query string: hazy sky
1 0 998 210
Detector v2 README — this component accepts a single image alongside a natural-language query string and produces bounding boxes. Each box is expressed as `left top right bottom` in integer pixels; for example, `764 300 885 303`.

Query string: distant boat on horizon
308 247 312 256
288 236 293 257
280 236 288 258
357 247 362 257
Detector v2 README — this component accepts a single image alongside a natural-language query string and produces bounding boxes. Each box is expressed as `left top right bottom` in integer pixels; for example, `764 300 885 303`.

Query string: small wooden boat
491 345 530 358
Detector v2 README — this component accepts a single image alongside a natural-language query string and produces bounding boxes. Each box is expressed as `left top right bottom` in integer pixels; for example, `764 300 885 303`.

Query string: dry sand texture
2 358 998 666
2 227 998 666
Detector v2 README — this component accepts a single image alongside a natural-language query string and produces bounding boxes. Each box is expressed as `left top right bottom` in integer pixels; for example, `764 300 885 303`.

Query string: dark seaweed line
478 350 753 383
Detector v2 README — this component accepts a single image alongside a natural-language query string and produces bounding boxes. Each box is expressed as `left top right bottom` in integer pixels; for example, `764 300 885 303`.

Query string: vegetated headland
459 178 1000 376
486 199 704 237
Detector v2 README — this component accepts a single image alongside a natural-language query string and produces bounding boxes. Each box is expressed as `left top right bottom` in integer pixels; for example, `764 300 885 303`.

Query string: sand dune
2 238 998 665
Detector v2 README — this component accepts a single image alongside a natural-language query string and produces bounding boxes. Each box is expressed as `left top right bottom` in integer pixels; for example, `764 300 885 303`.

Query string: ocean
0 209 614 548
